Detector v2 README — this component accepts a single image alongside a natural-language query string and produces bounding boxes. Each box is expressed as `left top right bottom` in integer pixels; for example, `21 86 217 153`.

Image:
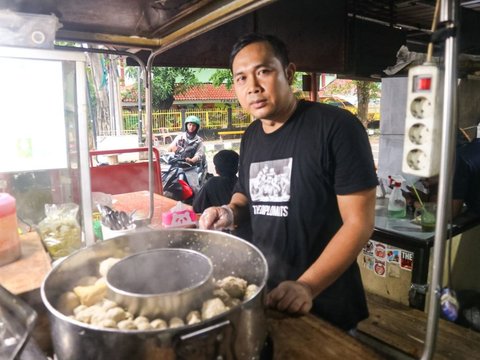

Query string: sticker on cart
374 243 387 260
363 240 374 256
374 259 386 277
387 248 400 264
400 251 414 271
362 255 375 271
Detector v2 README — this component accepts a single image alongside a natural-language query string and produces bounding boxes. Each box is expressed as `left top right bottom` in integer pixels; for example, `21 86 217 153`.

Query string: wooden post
227 105 233 130
310 72 318 102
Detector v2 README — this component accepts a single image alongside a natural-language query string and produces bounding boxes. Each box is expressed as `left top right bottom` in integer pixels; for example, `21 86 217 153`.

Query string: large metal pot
41 229 268 360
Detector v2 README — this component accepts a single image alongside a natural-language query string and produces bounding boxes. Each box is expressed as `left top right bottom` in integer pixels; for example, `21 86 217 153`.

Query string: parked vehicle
160 153 208 203
319 96 357 115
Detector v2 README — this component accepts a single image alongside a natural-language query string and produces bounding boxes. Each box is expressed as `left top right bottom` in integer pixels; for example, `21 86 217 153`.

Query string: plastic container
388 181 406 219
0 10 59 49
162 201 197 228
0 193 21 266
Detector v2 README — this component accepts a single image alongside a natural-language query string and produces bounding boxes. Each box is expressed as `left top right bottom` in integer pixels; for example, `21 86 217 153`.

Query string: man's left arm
266 187 376 314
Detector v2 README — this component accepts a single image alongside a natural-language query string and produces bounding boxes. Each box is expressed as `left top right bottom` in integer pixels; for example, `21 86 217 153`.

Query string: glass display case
0 46 94 257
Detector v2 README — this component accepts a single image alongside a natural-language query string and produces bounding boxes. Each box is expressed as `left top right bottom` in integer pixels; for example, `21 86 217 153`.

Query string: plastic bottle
0 193 21 266
388 181 406 218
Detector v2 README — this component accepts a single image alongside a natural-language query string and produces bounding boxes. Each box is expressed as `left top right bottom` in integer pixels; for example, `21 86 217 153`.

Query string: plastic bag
37 203 82 260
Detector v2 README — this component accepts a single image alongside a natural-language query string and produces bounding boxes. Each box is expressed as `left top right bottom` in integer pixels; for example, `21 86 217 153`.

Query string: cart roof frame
2 0 480 77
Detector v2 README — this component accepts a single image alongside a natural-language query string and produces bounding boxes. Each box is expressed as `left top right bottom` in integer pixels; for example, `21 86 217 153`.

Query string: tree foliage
87 53 113 137
125 66 198 110
210 69 233 89
326 80 381 127
152 67 197 109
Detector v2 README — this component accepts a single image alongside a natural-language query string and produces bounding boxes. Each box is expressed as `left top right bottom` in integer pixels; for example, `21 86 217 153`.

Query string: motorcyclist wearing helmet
167 115 205 165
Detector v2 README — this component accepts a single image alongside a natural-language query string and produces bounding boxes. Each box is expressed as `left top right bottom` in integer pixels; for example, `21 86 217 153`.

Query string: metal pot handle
174 319 233 359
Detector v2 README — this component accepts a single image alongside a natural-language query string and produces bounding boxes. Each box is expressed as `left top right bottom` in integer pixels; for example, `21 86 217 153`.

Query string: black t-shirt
193 176 237 213
235 100 378 330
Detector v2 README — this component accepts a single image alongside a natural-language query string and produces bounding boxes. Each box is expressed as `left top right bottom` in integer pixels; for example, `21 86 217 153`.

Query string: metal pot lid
106 248 214 318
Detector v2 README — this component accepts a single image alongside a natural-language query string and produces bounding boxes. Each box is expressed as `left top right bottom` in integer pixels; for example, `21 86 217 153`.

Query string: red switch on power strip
414 76 432 92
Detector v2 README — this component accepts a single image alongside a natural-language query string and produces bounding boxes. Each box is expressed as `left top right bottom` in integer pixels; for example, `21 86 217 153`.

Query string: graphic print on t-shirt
249 158 292 206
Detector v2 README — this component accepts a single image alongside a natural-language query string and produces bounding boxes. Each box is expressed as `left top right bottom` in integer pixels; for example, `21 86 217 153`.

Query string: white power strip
402 64 444 177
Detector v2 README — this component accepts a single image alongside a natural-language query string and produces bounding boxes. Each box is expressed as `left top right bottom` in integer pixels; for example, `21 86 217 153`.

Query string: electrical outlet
402 64 443 177
410 97 433 119
408 123 430 145
405 149 428 171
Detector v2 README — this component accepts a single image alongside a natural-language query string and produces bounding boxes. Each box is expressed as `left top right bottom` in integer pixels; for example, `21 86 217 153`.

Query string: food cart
1 0 480 359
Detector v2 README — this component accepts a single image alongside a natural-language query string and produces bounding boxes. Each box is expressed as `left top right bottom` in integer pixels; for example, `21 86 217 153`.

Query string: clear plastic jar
0 193 21 266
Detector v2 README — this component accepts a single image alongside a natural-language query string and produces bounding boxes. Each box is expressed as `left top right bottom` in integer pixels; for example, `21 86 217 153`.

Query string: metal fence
105 108 252 136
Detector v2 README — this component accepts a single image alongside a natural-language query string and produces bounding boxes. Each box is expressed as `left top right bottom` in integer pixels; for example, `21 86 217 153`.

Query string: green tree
327 79 381 127
210 69 233 89
125 66 198 110
356 81 380 125
151 67 197 109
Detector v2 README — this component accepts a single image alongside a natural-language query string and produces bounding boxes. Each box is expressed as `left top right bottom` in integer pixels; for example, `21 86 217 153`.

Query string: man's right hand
266 281 313 315
199 205 235 230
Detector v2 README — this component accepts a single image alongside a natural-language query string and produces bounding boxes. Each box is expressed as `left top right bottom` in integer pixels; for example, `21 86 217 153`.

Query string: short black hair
229 33 290 70
213 150 239 177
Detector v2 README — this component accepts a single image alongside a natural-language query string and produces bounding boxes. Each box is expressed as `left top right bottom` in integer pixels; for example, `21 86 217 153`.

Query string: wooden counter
268 310 383 359
358 292 480 359
112 190 182 228
0 231 51 295
0 231 53 357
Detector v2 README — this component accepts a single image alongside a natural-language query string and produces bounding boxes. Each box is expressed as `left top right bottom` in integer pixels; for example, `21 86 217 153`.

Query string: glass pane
0 57 82 232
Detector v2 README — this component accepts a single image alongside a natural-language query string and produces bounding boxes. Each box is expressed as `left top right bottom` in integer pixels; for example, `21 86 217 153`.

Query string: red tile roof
174 83 237 102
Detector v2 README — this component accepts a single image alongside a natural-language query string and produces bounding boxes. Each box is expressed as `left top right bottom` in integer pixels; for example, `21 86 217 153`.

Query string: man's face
186 122 198 133
232 41 295 122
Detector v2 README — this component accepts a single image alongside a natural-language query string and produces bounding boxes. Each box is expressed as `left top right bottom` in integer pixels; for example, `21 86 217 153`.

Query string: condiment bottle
0 193 21 266
388 181 406 218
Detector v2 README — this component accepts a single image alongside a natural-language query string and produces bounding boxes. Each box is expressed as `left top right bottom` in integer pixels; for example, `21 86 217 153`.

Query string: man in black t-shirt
199 33 377 331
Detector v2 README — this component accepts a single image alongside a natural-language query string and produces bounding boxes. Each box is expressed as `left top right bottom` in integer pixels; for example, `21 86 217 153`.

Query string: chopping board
0 231 51 294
